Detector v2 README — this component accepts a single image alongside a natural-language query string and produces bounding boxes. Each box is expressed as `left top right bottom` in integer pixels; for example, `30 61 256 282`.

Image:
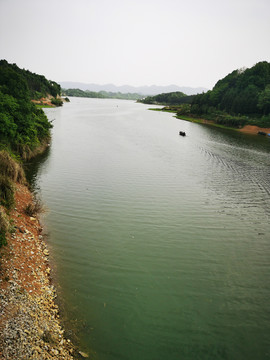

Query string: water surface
28 98 270 360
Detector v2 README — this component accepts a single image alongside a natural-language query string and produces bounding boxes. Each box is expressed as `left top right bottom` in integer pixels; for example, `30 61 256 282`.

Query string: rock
79 351 89 358
51 348 59 355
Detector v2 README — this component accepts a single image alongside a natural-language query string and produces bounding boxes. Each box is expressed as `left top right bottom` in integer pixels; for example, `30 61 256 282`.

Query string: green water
27 98 270 359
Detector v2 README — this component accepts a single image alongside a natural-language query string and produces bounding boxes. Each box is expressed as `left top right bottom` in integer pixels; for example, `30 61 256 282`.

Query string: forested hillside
0 60 59 158
190 61 270 127
63 88 143 100
0 60 61 99
139 91 195 105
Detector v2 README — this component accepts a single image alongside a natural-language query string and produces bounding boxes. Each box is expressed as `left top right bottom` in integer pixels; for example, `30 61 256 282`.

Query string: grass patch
0 150 25 183
35 104 55 109
0 175 15 209
0 208 9 247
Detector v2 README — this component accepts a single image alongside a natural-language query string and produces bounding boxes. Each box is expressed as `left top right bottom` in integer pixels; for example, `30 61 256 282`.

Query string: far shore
149 108 270 136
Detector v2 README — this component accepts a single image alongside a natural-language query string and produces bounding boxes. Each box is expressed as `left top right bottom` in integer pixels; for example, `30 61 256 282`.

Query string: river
27 98 270 360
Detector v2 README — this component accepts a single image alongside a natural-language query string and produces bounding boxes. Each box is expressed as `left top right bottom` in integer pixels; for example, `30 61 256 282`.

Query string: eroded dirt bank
238 125 270 135
0 184 79 359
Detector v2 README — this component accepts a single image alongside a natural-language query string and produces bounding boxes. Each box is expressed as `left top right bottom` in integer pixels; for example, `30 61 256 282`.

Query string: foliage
0 150 25 183
0 60 60 247
51 97 63 106
0 207 9 247
257 84 270 115
174 104 191 115
139 91 195 105
191 61 270 126
0 59 61 99
0 149 27 247
0 60 54 153
62 88 144 100
0 175 14 209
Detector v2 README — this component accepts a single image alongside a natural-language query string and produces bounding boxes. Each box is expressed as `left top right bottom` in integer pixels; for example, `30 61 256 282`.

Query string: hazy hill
59 82 207 96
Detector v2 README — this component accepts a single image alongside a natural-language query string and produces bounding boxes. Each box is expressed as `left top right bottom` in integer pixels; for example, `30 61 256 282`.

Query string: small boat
258 131 266 136
179 131 186 136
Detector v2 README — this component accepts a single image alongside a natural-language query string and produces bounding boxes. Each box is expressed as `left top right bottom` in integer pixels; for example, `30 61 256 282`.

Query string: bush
215 115 248 128
0 175 14 209
0 150 25 183
51 97 63 107
0 207 9 247
24 198 43 216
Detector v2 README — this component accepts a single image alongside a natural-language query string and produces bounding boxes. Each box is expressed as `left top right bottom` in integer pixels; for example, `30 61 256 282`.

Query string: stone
79 351 89 358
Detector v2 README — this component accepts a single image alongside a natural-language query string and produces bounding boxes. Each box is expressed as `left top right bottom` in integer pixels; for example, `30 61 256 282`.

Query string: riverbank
150 108 270 136
0 183 78 359
31 95 68 108
238 125 270 135
176 114 270 135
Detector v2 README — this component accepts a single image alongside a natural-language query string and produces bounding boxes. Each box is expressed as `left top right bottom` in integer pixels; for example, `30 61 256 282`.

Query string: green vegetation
51 97 63 106
190 61 270 128
0 60 61 99
146 62 270 129
0 150 26 246
0 207 9 247
0 150 25 184
0 60 60 246
139 91 195 105
62 88 144 101
0 60 59 158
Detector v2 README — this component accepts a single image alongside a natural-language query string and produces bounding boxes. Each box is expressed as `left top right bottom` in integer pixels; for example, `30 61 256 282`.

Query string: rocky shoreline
0 184 83 359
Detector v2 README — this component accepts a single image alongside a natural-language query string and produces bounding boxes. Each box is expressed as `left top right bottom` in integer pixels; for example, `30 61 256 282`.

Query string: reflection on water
25 145 51 191
29 98 270 360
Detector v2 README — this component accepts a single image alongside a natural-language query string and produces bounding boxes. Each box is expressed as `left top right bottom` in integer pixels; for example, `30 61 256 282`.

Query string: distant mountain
60 82 207 96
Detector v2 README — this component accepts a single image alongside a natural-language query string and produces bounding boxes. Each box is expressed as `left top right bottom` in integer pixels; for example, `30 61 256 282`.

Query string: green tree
257 85 270 115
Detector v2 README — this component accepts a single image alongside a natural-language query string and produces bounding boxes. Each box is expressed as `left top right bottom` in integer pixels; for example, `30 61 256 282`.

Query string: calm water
27 98 270 360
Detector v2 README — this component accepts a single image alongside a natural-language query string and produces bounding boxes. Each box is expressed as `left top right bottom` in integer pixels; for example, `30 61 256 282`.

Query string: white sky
0 0 269 89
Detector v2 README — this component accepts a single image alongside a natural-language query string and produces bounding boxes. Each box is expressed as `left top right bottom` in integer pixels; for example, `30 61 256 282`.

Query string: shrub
0 175 14 209
24 198 43 216
51 97 63 107
0 207 9 247
0 150 25 183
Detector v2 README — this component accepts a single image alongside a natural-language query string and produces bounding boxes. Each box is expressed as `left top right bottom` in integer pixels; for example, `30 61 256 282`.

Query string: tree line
62 88 144 101
139 91 195 105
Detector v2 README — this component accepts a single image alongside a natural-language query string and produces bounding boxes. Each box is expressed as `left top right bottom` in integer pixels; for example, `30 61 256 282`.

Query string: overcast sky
0 0 269 89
